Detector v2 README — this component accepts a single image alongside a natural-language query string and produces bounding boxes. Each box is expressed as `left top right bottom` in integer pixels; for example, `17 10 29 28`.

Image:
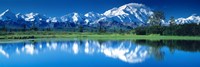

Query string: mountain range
0 3 200 30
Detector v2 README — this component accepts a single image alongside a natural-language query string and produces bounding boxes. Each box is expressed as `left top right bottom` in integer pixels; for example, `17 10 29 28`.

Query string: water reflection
0 40 200 64
0 46 9 58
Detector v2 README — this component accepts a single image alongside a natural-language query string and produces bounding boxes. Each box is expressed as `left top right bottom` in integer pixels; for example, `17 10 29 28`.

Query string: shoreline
0 34 200 40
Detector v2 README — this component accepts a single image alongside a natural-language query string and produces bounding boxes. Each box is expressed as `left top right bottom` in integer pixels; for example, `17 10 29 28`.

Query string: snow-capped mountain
0 3 154 27
84 12 101 24
0 10 52 29
0 9 18 21
175 14 200 24
58 3 154 27
0 3 200 30
0 10 48 23
21 12 47 22
15 13 25 20
46 17 60 23
102 3 153 24
61 12 84 23
85 3 153 28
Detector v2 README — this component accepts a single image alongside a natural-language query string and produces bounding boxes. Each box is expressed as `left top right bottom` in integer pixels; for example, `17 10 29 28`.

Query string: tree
98 21 105 33
31 21 37 31
119 28 124 34
22 24 27 31
169 16 176 26
79 25 83 32
2 24 7 32
149 11 165 26
135 27 146 35
146 25 165 35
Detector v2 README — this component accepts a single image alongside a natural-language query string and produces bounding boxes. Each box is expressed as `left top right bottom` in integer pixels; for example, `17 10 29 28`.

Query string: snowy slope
84 12 101 24
21 12 47 22
46 17 60 23
175 14 200 24
0 9 18 21
102 3 153 23
0 3 200 29
61 12 84 23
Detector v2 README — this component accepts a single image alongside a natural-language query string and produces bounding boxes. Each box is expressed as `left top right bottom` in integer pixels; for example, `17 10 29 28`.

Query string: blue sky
0 0 200 19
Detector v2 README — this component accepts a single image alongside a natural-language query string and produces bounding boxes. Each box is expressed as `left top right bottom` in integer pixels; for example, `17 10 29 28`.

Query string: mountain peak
85 12 94 17
4 9 10 12
84 12 100 17
187 14 199 20
103 3 152 16
61 12 83 23
0 9 17 21
122 3 145 8
0 9 13 16
73 12 78 14
103 3 153 24
15 13 23 19
175 14 200 24
47 17 60 22
22 12 47 22
72 12 79 23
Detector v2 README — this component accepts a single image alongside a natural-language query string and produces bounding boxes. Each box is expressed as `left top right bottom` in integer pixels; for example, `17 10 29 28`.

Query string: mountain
84 12 101 24
175 14 200 24
61 12 84 24
0 10 27 29
0 3 200 30
84 3 153 29
0 10 50 29
46 17 60 23
21 13 50 29
57 3 154 27
0 9 17 21
0 3 154 27
21 12 47 22
101 3 153 26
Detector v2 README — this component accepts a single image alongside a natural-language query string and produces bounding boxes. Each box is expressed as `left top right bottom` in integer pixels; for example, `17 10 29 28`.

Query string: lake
0 39 200 67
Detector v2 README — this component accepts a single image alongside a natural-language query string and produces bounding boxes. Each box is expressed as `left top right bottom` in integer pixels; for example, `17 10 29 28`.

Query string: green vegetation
135 10 200 36
135 23 200 36
0 31 200 40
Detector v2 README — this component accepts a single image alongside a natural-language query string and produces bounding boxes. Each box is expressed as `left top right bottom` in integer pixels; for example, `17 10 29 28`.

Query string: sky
0 0 200 19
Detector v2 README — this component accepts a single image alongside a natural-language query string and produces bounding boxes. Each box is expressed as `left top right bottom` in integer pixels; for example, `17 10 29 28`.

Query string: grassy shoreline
0 33 200 40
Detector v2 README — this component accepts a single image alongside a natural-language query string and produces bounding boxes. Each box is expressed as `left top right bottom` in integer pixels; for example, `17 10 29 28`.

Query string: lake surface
0 39 200 67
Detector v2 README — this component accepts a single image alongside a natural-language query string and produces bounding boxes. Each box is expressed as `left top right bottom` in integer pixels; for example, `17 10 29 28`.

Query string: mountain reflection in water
0 39 200 64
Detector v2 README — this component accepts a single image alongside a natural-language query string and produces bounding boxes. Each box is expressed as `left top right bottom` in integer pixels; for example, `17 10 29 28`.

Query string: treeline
135 23 200 36
134 10 200 36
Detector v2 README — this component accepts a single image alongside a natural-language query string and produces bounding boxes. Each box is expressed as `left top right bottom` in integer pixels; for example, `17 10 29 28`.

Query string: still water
0 39 200 67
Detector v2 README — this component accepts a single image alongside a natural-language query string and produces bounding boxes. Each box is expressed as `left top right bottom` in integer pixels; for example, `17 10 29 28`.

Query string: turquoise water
0 39 199 67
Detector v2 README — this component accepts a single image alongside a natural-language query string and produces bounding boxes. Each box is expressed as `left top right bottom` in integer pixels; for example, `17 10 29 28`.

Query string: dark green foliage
172 23 200 36
135 27 146 35
135 23 200 36
163 23 200 36
22 24 27 31
146 26 165 35
149 11 165 26
79 25 83 32
162 26 176 35
169 16 176 26
2 24 7 32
